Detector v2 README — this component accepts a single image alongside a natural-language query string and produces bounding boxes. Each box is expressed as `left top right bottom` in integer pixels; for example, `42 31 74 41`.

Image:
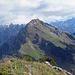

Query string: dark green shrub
10 59 15 62
23 56 32 61
39 56 58 66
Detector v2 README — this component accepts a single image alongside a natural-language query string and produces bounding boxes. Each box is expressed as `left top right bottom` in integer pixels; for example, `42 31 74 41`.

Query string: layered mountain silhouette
0 19 75 74
0 23 25 45
51 18 75 33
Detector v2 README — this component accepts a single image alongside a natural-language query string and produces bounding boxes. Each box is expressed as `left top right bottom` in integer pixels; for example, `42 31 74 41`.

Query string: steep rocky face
0 19 75 74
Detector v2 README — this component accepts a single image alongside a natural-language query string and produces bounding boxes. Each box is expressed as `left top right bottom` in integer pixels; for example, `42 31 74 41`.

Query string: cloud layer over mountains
0 0 75 25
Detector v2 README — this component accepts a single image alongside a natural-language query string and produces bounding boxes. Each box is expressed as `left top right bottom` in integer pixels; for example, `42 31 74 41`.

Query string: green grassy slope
11 19 75 74
0 58 67 75
16 19 75 61
19 41 45 59
1 19 75 74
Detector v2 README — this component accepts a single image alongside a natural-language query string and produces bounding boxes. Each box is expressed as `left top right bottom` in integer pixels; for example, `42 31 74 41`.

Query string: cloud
0 0 75 25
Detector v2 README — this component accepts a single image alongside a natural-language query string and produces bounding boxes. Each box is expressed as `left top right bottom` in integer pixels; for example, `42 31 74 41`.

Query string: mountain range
51 18 75 33
0 19 75 74
0 23 25 46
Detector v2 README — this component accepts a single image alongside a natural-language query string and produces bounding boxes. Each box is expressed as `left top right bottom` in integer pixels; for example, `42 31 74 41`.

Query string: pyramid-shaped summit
0 19 75 74
11 18 75 60
27 18 46 27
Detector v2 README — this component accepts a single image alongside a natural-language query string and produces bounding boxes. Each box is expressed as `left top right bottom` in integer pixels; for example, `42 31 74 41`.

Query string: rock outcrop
45 61 72 75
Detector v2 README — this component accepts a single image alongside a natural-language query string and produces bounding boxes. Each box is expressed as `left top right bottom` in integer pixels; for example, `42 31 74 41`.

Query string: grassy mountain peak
0 19 75 74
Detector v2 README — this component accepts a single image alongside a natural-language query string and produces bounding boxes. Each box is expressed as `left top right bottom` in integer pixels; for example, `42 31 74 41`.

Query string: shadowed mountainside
0 19 75 74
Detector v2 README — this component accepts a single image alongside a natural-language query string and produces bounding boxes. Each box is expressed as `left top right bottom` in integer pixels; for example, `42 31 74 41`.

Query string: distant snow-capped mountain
50 18 75 33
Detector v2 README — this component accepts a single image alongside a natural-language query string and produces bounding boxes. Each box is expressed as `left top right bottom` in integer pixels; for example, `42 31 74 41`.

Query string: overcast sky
0 0 75 25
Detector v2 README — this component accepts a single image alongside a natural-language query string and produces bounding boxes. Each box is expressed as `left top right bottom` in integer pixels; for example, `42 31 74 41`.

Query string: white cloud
44 16 62 22
0 0 75 25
